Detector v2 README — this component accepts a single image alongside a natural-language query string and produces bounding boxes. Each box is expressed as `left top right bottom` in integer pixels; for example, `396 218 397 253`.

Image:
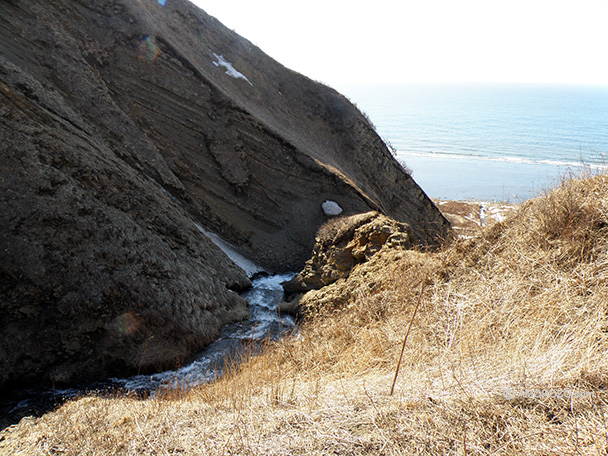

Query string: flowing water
1 260 295 426
114 273 296 392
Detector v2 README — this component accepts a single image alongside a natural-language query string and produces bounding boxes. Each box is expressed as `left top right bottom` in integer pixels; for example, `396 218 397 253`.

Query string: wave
396 150 608 170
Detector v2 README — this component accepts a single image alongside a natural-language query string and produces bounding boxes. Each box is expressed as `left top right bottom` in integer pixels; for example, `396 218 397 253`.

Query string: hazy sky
190 0 608 87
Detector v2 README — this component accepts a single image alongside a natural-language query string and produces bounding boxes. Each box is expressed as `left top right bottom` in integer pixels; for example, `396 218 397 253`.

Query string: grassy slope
3 174 608 455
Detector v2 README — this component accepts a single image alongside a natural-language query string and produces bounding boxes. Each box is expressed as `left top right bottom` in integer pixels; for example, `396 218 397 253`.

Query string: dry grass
3 174 608 455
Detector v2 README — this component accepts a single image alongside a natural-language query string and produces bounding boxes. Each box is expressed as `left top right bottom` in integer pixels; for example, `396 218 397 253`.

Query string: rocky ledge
280 212 413 317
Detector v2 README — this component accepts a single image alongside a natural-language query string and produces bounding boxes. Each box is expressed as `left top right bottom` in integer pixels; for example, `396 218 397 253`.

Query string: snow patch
212 53 253 86
487 207 508 223
194 223 263 277
480 203 513 226
322 200 343 216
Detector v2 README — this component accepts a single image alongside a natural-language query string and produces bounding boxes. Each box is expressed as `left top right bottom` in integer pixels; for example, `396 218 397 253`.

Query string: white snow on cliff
194 223 263 277
322 200 343 216
212 53 253 86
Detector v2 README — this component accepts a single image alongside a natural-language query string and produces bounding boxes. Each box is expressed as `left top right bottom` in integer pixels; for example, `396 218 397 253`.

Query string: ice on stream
194 222 263 277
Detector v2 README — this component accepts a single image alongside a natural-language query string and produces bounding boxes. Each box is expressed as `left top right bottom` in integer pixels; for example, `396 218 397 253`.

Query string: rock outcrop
0 0 450 389
280 212 413 316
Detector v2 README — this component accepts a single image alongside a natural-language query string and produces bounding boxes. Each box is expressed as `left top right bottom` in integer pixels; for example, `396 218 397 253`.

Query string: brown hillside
3 175 607 454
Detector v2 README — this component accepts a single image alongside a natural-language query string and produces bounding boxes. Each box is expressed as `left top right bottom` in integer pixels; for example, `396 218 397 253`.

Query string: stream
1 269 296 427
114 272 296 392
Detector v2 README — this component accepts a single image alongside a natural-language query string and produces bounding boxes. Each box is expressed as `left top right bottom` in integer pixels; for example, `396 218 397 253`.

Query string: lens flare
114 311 140 335
138 36 161 62
158 0 166 5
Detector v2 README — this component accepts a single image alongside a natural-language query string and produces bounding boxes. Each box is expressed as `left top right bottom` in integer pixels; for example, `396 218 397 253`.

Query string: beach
401 152 577 202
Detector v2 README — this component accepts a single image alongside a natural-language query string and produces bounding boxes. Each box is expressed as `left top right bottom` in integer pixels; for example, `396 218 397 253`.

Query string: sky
189 0 608 88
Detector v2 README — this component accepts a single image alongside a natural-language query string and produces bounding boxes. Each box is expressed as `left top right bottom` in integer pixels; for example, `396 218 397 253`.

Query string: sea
338 84 608 202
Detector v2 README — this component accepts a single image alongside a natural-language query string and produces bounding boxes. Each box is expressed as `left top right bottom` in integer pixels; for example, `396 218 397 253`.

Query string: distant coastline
398 152 584 202
340 83 608 202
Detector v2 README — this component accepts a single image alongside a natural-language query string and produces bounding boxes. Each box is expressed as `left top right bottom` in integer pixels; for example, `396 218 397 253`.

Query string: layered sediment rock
0 0 450 389
281 212 413 316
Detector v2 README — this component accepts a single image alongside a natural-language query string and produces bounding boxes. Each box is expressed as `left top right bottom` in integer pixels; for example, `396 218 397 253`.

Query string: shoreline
400 152 581 203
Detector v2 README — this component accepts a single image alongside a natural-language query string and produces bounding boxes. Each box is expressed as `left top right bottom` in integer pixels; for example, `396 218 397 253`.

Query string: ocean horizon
339 83 608 202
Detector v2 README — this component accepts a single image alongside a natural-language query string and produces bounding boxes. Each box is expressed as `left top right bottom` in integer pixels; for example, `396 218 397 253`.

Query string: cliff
0 0 450 389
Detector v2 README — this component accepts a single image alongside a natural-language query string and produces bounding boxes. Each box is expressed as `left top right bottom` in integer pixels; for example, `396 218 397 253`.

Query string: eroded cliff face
0 0 450 389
